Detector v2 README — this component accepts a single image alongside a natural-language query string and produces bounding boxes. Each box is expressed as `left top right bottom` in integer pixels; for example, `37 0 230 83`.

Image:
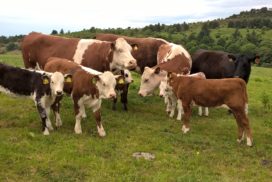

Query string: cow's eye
103 83 106 86
51 81 54 84
144 79 148 83
125 74 128 77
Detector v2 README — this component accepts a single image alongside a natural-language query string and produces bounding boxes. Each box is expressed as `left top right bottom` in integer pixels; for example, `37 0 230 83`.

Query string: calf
112 69 133 111
168 73 252 146
44 58 118 136
159 72 208 119
0 63 70 135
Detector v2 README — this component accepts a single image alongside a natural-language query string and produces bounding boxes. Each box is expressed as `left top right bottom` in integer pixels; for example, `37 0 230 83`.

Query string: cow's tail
239 79 248 114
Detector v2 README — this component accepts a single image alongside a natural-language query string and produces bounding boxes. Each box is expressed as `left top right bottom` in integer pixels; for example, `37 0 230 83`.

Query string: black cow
0 63 71 135
191 49 259 83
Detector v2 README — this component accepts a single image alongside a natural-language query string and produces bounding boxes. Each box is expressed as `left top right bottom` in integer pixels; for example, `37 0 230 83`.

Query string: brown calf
168 73 252 146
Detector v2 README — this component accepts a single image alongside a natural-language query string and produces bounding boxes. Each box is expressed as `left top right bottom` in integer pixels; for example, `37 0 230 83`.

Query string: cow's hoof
55 121 62 128
74 128 82 134
246 137 253 147
43 128 50 135
82 114 87 119
182 125 190 134
97 126 106 137
47 125 54 131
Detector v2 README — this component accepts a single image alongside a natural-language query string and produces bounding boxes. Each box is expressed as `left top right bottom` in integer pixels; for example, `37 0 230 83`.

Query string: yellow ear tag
133 46 138 51
118 79 125 84
43 78 49 85
92 78 97 85
65 77 72 83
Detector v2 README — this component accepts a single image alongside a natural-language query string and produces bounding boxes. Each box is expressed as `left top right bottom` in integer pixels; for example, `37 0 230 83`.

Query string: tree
60 29 64 34
51 30 58 35
6 42 18 51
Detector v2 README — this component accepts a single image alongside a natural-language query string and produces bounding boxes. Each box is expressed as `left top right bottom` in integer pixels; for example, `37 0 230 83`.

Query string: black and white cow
0 63 71 135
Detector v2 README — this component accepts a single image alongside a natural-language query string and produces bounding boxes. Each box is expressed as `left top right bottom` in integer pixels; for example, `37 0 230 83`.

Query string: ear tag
118 78 125 84
43 78 49 85
65 77 72 83
92 78 97 84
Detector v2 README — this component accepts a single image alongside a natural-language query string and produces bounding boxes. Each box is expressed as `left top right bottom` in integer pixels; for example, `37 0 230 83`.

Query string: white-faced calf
0 63 70 135
168 73 252 146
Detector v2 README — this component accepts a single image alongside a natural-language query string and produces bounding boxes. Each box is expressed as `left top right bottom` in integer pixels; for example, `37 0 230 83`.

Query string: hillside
0 7 271 64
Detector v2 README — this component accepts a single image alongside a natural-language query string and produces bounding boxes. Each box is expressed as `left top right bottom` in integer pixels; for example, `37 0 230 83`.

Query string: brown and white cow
21 32 137 72
159 72 208 119
138 43 192 97
168 73 252 146
44 58 117 137
95 33 168 73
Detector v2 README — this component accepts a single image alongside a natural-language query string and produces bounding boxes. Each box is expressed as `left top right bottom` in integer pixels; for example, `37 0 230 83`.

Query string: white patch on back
80 65 102 75
73 39 100 65
165 43 192 66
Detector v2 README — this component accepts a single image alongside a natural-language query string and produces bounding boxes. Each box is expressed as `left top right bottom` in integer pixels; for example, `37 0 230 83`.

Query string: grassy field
0 52 272 182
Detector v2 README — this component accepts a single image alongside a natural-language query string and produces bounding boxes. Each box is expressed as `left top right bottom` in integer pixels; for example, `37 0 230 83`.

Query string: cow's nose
131 79 134 83
56 91 63 96
138 92 143 97
110 93 116 99
159 94 164 98
129 60 135 65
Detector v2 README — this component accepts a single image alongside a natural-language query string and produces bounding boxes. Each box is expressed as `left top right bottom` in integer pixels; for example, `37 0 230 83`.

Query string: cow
46 57 133 111
191 49 260 83
138 43 192 97
112 69 133 111
44 58 123 137
167 73 252 146
0 62 70 135
159 72 208 119
95 33 168 73
21 32 137 73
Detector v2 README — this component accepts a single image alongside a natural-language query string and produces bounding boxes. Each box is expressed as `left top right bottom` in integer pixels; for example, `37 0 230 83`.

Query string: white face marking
123 69 133 83
138 67 166 97
111 38 137 71
80 65 102 75
96 71 117 99
50 72 65 96
73 39 101 64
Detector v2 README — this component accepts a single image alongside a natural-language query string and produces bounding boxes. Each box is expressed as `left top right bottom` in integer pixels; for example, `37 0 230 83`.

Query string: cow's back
21 32 79 69
191 49 235 79
95 33 167 73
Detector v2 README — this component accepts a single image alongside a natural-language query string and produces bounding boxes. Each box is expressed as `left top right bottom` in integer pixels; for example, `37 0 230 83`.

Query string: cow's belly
192 94 225 107
0 85 33 98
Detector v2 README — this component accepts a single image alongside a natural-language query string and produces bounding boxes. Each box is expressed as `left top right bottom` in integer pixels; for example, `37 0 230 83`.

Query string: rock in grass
132 152 155 160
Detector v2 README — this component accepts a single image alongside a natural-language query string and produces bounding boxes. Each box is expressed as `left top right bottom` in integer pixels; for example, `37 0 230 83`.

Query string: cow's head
121 69 133 83
138 67 167 97
110 38 137 71
92 71 116 99
42 72 72 96
229 54 258 83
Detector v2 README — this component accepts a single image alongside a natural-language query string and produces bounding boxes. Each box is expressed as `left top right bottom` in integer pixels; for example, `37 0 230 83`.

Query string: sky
0 0 271 36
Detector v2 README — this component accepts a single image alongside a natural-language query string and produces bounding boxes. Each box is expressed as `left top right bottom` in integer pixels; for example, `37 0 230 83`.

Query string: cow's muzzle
56 91 63 96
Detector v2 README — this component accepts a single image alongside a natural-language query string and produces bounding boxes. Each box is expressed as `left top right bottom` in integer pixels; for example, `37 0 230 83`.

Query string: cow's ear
131 44 138 51
182 67 190 75
154 67 160 74
228 54 236 62
110 42 115 50
254 55 260 64
91 75 100 85
64 74 72 83
42 74 50 85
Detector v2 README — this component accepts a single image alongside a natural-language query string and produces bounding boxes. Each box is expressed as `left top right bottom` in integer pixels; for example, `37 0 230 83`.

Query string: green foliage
261 92 271 111
51 30 58 35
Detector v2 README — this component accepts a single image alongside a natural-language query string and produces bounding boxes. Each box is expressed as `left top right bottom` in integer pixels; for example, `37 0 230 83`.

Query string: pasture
0 52 272 181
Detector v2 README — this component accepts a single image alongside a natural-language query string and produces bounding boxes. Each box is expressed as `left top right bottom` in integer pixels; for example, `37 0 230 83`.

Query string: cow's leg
112 97 117 110
181 101 191 134
51 96 63 127
198 106 203 116
165 96 171 114
35 98 49 135
73 97 84 134
232 108 253 146
232 110 245 143
82 106 87 119
204 107 209 117
93 109 106 137
177 99 184 120
121 85 129 111
169 95 177 118
45 107 54 131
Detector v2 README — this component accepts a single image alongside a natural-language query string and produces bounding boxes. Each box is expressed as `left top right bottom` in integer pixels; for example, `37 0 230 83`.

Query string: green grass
0 52 272 181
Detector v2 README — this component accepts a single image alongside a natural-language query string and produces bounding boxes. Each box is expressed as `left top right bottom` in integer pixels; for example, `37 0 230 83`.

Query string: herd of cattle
0 32 260 146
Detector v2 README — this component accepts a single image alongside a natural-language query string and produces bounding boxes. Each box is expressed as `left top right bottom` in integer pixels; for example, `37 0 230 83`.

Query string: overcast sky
0 0 271 36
